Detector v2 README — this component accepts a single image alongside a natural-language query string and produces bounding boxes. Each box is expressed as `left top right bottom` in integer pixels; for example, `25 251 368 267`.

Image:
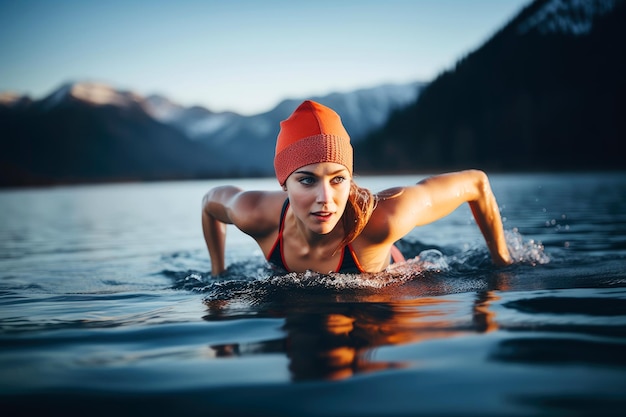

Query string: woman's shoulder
361 184 422 243
232 189 286 207
230 190 287 236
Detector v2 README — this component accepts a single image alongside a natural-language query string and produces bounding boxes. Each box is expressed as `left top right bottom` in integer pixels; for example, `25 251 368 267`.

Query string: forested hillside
356 0 625 173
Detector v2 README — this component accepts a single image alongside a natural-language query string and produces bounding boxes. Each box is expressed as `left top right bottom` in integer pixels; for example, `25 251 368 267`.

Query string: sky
0 0 531 115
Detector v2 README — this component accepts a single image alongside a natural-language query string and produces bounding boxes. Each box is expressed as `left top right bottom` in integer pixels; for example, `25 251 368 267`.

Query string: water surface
1 173 625 416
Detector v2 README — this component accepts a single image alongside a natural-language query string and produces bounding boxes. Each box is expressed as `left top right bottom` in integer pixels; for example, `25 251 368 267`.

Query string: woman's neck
287 211 345 250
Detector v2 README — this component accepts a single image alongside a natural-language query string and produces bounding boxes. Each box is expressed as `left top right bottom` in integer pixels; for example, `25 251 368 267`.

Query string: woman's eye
298 177 315 186
332 176 346 184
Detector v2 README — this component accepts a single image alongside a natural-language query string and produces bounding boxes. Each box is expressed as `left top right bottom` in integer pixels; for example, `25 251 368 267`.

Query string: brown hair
338 180 376 250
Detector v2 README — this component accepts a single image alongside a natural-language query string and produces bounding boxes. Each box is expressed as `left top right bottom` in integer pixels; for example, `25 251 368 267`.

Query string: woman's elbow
201 185 239 216
201 187 220 211
467 169 492 197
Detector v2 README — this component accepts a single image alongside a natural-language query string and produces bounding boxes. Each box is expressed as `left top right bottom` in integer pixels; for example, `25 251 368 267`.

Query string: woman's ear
282 184 287 191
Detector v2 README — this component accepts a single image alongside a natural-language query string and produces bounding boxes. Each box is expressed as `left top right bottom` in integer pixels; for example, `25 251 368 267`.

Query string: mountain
143 94 240 140
0 83 227 186
356 0 626 173
144 82 425 176
1 81 423 186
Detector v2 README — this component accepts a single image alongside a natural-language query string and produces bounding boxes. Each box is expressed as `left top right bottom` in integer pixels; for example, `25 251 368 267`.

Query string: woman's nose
317 182 332 203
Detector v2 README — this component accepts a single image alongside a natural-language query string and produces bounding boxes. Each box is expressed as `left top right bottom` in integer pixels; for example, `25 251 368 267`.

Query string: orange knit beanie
274 100 353 185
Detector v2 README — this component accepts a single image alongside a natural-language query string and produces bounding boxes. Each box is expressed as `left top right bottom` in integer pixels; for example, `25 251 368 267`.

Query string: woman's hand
201 186 242 276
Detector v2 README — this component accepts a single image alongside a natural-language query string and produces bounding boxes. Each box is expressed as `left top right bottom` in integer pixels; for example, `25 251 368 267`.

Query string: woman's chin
309 221 339 235
312 226 335 235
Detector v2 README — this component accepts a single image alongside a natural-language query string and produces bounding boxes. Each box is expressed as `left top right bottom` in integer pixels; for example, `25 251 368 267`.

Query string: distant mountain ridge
356 0 626 172
0 81 423 186
143 82 424 175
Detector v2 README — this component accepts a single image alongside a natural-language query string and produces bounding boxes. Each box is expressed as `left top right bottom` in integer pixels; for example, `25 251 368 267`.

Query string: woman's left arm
383 170 512 266
462 171 513 266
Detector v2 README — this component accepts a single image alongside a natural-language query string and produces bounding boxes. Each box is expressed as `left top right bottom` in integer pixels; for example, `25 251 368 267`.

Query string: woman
202 100 512 275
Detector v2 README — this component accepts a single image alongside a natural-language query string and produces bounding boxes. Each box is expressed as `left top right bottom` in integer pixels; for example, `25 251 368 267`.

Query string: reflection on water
204 289 503 381
491 337 626 366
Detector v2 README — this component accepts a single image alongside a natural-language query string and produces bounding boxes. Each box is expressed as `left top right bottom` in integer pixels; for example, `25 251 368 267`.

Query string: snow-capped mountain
38 82 146 111
143 95 239 138
0 82 228 186
144 81 424 175
517 0 618 35
145 82 423 141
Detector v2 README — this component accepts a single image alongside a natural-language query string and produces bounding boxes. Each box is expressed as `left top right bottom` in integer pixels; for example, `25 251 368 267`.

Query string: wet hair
338 181 376 250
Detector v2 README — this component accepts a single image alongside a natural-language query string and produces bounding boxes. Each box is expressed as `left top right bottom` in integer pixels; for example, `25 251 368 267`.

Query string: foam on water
164 229 552 302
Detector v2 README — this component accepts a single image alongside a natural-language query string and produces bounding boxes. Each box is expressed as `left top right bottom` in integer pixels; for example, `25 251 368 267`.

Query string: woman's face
285 162 351 235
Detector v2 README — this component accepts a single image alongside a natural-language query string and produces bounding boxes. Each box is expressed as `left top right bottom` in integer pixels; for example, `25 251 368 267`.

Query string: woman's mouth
311 211 333 221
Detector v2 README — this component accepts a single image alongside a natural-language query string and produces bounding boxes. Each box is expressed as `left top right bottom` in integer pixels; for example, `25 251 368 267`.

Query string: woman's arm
379 170 512 266
201 187 286 275
464 173 513 266
201 186 242 275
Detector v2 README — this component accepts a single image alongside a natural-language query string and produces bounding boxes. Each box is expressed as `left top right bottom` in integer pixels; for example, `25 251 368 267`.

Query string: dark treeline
356 0 626 173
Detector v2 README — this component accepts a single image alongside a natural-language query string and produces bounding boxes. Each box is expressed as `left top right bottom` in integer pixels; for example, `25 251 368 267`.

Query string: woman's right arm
201 187 286 275
201 186 242 275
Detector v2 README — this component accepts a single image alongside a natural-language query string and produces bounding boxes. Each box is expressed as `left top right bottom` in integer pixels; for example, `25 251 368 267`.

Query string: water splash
165 229 550 301
506 229 551 266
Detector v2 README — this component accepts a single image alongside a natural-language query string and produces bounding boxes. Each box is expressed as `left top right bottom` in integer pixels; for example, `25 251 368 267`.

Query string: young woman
202 100 512 275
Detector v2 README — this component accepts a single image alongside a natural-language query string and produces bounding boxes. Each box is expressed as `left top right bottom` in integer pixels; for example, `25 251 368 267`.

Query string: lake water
1 172 626 416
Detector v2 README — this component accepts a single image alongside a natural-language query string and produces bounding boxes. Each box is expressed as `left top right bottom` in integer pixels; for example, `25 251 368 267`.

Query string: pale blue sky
0 0 530 114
